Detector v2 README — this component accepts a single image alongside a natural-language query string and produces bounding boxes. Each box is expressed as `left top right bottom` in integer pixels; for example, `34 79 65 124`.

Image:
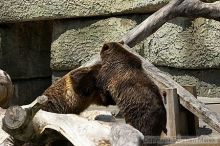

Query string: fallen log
1 96 144 146
0 69 13 108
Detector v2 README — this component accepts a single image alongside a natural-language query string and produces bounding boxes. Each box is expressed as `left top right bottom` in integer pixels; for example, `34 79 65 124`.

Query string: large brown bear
42 64 115 114
97 42 167 137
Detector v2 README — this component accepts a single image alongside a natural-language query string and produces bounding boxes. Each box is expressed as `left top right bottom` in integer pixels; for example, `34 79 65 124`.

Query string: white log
0 69 13 108
1 97 143 146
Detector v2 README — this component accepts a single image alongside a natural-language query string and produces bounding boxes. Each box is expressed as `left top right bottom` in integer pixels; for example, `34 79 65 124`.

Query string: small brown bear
97 42 167 136
42 64 115 114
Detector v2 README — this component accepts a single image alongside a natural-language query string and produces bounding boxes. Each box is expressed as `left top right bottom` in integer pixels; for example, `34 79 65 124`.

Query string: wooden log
0 107 9 145
0 69 13 108
2 95 48 142
1 96 144 146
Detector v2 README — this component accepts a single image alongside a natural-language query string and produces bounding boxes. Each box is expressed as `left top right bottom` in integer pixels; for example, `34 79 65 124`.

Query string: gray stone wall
0 21 52 105
144 17 220 69
0 0 168 23
160 67 220 97
50 15 220 97
0 0 220 104
51 16 146 70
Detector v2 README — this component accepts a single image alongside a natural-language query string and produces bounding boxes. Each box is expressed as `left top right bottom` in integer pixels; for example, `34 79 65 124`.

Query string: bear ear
101 43 110 53
70 69 96 97
118 41 124 45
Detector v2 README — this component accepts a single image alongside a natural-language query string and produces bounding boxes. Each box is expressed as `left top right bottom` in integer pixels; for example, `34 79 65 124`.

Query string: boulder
51 17 144 70
144 18 220 69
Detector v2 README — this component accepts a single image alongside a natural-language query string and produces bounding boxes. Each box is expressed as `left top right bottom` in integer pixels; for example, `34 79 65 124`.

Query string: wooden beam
182 85 199 135
165 136 220 146
161 88 180 137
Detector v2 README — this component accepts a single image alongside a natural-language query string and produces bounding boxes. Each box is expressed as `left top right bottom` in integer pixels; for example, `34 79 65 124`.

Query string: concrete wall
0 21 52 105
0 0 219 105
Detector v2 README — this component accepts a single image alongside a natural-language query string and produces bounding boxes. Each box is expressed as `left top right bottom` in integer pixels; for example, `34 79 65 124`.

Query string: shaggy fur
42 64 115 114
97 42 167 136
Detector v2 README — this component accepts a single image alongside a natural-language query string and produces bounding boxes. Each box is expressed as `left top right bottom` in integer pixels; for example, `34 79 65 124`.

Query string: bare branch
122 0 220 47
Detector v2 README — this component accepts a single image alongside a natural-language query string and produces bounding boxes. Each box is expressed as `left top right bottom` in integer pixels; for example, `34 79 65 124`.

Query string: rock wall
51 15 220 97
0 0 168 23
0 0 220 104
0 21 52 105
144 17 220 69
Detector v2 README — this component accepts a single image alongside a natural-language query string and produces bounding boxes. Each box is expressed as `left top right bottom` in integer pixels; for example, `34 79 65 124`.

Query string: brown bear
97 42 167 137
42 64 115 114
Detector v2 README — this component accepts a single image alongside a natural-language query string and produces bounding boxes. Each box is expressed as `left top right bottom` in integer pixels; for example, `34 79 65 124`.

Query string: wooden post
181 85 199 136
161 88 180 137
161 86 199 137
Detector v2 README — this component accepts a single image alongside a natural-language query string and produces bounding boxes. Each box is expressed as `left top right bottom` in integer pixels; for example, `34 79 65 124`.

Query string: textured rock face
0 0 168 23
159 67 220 97
51 17 144 70
144 17 220 69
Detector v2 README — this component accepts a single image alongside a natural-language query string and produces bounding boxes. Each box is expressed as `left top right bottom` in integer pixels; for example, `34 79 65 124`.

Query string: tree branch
175 0 220 21
122 0 220 47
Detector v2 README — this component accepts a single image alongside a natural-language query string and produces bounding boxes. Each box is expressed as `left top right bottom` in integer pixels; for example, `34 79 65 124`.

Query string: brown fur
42 64 115 114
97 42 167 136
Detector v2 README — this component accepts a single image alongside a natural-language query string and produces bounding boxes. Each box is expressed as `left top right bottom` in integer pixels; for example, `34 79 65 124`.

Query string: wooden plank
165 136 220 146
182 85 199 135
161 88 180 137
198 97 220 104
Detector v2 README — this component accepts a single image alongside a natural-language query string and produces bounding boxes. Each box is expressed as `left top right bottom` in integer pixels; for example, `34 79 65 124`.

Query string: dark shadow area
197 126 213 136
0 20 53 105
